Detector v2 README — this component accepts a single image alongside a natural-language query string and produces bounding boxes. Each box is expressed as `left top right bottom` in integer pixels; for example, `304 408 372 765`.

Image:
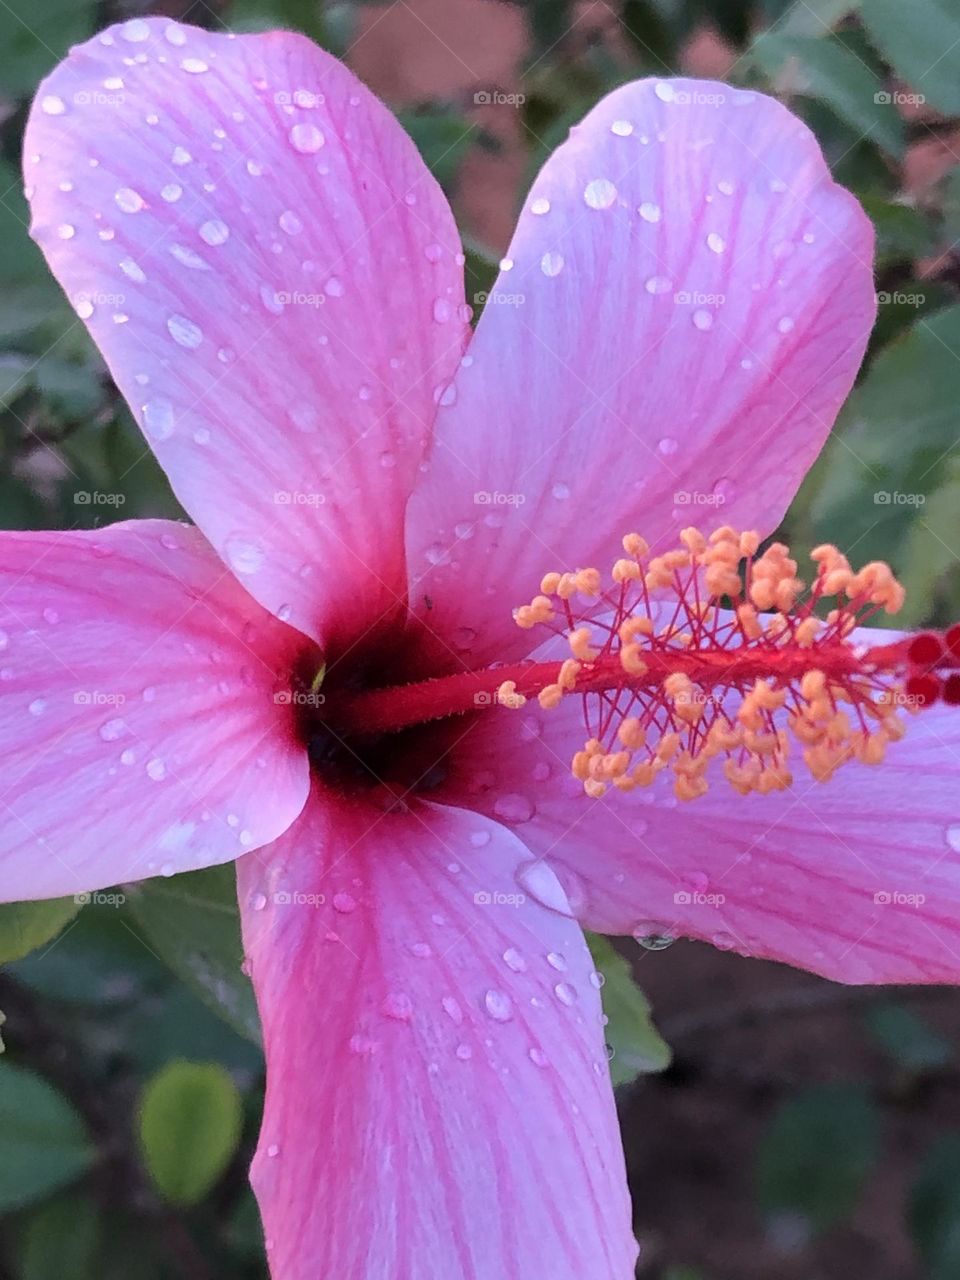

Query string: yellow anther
568 627 598 662
680 527 706 555
540 572 562 595
794 616 821 648
558 659 581 691
656 732 681 761
706 564 742 598
800 669 826 701
618 717 647 749
709 525 739 544
496 680 526 709
583 779 607 799
620 644 648 676
622 532 648 556
619 616 653 644
736 603 762 639
612 558 642 583
739 530 760 557
538 683 564 710
575 568 602 597
556 573 578 601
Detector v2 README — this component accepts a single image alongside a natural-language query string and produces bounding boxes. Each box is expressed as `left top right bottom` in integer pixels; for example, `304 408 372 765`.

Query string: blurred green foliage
2 0 960 1276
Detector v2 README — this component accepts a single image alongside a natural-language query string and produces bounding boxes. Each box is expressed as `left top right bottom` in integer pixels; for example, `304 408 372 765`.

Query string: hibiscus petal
405 77 874 666
440 683 960 985
0 520 309 900
237 787 636 1279
24 20 467 648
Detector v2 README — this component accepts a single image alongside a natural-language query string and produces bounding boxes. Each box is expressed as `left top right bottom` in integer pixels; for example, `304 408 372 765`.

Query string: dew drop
610 119 634 137
181 57 209 74
654 82 675 102
638 202 661 223
172 146 192 166
146 758 167 781
584 178 618 210
223 535 265 576
554 981 577 1006
645 274 672 295
324 276 344 298
279 209 302 235
115 187 145 213
199 219 229 246
484 989 513 1022
41 95 66 115
28 698 46 716
529 1046 549 1067
119 258 146 283
706 231 725 254
455 1043 472 1061
778 316 795 333
250 891 268 911
160 183 182 203
442 996 463 1024
333 891 357 914
502 947 526 973
515 860 573 917
170 243 209 271
946 824 960 853
382 991 413 1021
493 793 534 824
658 436 679 456
540 251 564 277
167 314 203 348
693 309 714 331
289 122 325 154
530 196 551 215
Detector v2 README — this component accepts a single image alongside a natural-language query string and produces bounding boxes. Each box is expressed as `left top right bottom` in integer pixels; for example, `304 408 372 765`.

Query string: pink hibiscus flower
11 16 960 1278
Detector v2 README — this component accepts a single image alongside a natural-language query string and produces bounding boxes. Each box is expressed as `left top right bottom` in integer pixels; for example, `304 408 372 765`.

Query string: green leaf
138 1061 243 1206
764 0 863 37
18 1191 100 1280
399 109 477 193
0 898 80 964
751 33 903 155
861 196 937 268
126 866 261 1044
586 935 671 1085
896 459 960 627
861 0 960 116
805 304 960 577
0 355 34 410
864 1002 952 1073
757 1084 879 1235
0 1061 95 1211
909 1136 960 1280
0 0 96 97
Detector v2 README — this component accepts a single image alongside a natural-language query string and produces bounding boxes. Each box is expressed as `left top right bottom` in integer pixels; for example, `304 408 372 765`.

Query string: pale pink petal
238 787 636 1279
404 77 874 666
25 20 467 647
0 520 309 900
439 683 960 985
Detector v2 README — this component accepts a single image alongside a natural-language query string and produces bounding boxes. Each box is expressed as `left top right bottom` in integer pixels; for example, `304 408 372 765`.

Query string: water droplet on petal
638 202 661 223
516 860 574 917
706 231 725 254
584 178 618 210
554 981 577 1006
493 793 535 824
167 314 203 348
333 891 357 914
484 990 513 1022
540 251 564 277
645 274 672 295
530 196 551 215
181 57 209 74
946 824 960 853
503 947 526 973
224 535 265 575
289 122 324 153
199 219 229 246
382 991 413 1021
693 309 714 331
41 95 66 116
146 758 167 781
442 996 463 1024
115 187 145 213
28 698 46 716
611 119 633 136
141 398 175 441
658 436 679 456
